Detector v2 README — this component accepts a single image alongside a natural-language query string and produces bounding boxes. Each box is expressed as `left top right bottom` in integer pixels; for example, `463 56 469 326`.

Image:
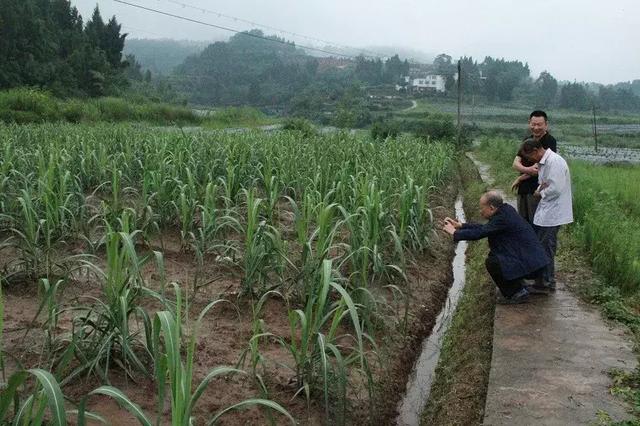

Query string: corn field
0 123 455 424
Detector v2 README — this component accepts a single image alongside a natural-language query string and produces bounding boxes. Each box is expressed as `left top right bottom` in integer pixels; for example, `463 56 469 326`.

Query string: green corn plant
106 167 123 223
172 184 197 250
220 163 240 210
240 189 289 296
67 212 165 383
24 278 67 369
238 290 284 377
0 367 106 425
286 259 375 423
78 283 295 425
188 183 240 294
294 198 346 302
0 278 4 383
259 160 282 224
0 369 72 426
0 188 64 281
284 193 316 296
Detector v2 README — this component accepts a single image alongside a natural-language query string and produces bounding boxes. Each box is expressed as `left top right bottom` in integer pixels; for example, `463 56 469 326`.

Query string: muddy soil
1 184 458 425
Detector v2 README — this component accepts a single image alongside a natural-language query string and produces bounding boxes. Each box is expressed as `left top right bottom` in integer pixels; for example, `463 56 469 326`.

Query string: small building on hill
397 74 446 93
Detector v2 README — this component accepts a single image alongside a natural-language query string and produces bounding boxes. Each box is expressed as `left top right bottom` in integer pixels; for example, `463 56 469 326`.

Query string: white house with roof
397 74 446 93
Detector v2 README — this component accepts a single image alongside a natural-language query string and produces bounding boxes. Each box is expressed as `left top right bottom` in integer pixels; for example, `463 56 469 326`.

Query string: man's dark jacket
454 203 549 280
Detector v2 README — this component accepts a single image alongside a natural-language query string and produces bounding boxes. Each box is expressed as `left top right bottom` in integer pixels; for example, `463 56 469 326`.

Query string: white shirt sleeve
540 157 567 200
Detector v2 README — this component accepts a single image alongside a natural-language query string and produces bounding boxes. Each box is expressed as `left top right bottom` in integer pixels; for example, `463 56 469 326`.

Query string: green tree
459 56 481 95
535 71 558 107
559 82 592 110
480 57 530 101
598 86 640 111
383 54 408 84
355 56 383 84
0 0 127 96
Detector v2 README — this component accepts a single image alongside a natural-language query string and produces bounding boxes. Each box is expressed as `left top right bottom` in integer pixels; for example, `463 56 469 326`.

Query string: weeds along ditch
0 122 457 424
420 156 496 426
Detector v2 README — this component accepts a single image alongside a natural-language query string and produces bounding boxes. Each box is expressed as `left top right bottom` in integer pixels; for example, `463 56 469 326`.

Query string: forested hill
123 39 210 75
172 30 321 106
165 29 411 108
0 1 127 97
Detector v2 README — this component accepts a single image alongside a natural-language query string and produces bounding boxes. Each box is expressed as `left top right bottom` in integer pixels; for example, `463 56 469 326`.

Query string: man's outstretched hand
443 217 462 235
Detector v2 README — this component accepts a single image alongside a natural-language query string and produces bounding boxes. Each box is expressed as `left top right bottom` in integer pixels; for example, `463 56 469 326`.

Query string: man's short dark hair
483 191 504 209
529 110 548 122
520 137 543 155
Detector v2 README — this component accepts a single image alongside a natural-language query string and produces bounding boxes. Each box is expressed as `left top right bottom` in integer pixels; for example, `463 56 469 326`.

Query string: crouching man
443 191 549 304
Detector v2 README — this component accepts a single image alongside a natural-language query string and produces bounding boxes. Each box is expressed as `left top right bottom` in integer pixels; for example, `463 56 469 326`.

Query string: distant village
316 57 451 93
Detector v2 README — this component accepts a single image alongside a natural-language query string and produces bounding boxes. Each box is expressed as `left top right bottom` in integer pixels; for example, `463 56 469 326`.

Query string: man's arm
461 222 482 230
511 173 533 191
453 214 507 242
443 218 480 235
537 158 568 200
513 155 538 175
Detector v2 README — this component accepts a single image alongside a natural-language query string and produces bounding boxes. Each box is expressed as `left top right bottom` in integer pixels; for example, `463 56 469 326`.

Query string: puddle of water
396 196 468 426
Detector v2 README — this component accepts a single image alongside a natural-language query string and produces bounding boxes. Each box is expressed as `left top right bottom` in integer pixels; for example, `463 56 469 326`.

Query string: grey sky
71 0 639 84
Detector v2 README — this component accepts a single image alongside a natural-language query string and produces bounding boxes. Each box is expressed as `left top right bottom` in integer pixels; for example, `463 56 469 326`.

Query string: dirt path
467 153 637 425
403 100 418 112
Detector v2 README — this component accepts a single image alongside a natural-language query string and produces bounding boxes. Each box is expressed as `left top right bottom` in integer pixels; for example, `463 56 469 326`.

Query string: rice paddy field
0 123 458 424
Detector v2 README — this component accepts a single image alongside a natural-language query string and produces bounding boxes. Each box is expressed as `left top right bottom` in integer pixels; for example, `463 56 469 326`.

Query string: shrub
282 117 317 138
412 113 456 141
95 97 137 121
61 99 100 123
136 102 198 124
0 88 60 123
370 119 400 140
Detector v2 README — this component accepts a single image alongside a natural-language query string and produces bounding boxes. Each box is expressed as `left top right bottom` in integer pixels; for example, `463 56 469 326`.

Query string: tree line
2 2 638 114
0 0 131 97
432 54 640 112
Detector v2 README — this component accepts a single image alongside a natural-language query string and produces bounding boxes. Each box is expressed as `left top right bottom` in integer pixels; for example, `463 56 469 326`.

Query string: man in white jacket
519 138 573 291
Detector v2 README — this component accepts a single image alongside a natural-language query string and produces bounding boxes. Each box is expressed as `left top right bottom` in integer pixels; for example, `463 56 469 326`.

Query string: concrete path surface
483 284 636 425
466 152 637 425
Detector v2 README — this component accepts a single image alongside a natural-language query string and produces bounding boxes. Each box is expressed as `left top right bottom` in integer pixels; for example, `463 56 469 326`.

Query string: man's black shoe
497 288 530 305
526 284 550 295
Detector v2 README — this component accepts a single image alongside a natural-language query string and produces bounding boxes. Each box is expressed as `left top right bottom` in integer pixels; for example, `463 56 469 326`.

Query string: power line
157 0 383 58
112 0 381 59
122 24 168 38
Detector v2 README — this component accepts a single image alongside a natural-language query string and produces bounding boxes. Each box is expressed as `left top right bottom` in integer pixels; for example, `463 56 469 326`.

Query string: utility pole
457 60 462 146
592 104 598 152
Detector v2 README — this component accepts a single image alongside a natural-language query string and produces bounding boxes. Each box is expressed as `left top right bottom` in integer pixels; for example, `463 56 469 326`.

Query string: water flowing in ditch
396 196 468 426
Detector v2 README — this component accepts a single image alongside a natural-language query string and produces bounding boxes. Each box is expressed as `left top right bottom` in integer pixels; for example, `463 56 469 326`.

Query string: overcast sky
71 0 639 85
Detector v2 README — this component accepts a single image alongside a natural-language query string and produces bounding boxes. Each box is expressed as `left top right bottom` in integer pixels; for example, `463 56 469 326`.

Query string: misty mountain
363 46 436 64
124 38 217 75
305 44 434 64
172 30 318 106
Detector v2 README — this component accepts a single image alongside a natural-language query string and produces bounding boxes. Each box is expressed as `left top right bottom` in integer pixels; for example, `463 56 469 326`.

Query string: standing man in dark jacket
511 110 557 224
443 191 549 304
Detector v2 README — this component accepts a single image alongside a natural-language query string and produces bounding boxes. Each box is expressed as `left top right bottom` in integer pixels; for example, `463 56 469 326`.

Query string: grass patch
421 155 495 425
0 88 283 129
0 88 200 125
201 106 279 129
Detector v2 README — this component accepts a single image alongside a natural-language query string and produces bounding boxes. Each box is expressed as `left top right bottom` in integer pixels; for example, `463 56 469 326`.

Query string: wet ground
396 197 468 425
484 284 636 425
